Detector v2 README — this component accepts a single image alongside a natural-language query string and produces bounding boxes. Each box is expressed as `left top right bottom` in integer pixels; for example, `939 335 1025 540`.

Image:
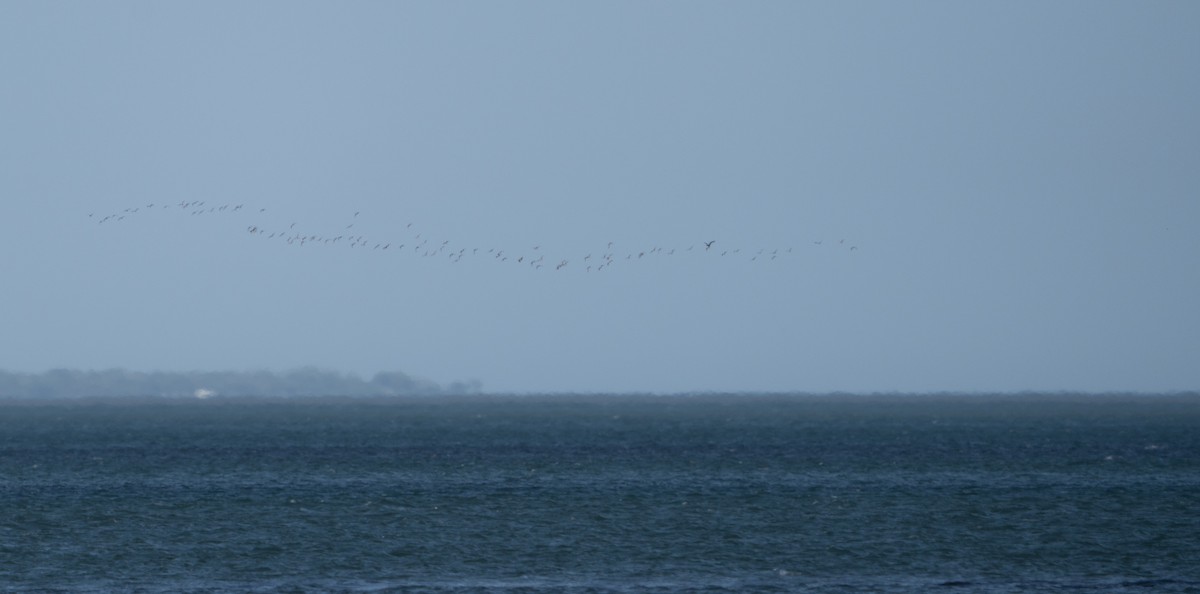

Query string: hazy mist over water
3 393 1198 592
3 2 1199 393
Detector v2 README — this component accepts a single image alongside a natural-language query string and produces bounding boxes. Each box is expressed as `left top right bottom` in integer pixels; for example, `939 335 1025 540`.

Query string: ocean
1 393 1197 593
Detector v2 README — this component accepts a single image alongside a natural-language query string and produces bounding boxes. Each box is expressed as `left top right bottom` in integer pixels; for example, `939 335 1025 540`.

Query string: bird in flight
91 198 859 274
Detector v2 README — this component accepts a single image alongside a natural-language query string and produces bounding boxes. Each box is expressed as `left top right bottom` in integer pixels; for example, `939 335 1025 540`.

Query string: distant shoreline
0 367 480 400
2 389 1196 406
3 368 1195 403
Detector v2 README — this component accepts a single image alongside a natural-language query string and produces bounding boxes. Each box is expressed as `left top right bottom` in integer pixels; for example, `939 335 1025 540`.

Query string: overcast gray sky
2 2 1197 393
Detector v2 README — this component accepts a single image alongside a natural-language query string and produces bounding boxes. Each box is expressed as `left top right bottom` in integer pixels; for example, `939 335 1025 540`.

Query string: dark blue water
2 394 1198 592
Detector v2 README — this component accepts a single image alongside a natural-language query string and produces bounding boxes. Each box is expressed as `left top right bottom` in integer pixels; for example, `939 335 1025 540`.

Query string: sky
2 2 1198 394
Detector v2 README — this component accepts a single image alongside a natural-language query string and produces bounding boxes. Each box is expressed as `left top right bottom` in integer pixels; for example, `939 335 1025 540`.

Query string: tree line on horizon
0 367 481 399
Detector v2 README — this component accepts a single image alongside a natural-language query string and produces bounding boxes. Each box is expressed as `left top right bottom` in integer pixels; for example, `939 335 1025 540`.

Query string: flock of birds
91 200 859 273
